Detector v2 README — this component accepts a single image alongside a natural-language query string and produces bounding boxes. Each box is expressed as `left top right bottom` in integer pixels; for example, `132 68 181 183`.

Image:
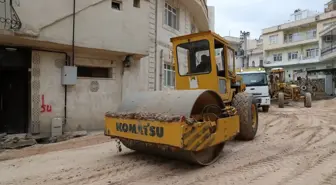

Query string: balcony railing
321 45 336 56
0 0 21 30
264 52 320 66
284 30 317 44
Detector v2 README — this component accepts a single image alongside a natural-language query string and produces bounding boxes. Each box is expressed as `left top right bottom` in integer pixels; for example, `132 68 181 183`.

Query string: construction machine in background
269 67 312 108
236 67 271 112
104 31 259 166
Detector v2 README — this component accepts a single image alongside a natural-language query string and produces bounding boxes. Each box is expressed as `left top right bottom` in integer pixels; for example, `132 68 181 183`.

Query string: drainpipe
63 0 76 126
159 49 163 90
72 0 76 66
154 0 158 91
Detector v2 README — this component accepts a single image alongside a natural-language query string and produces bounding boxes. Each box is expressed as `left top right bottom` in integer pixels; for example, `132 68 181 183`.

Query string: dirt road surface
0 99 335 185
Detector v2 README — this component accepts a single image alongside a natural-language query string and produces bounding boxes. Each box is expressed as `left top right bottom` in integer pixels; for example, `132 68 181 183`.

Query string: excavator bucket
105 90 240 166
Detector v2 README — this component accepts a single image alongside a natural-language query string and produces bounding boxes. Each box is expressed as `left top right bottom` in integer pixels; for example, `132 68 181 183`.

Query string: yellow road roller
104 31 259 166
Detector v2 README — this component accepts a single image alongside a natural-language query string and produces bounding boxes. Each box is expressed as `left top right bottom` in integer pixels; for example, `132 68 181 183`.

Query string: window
133 0 140 8
325 35 333 42
273 54 282 62
295 13 302 21
292 33 301 42
284 34 293 43
306 48 319 58
288 51 298 60
239 73 268 87
313 30 317 38
176 39 211 76
164 64 175 87
269 35 278 44
77 66 111 78
164 2 179 30
112 1 121 10
227 48 235 71
307 29 317 39
288 34 293 42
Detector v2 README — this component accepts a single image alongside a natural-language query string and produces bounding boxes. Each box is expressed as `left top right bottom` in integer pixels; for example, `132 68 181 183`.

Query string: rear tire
262 106 269 112
278 92 285 108
232 92 259 141
304 92 312 108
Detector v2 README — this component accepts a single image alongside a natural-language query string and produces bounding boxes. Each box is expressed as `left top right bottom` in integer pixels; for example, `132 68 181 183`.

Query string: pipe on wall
159 49 163 90
63 0 76 126
72 0 76 66
154 0 158 91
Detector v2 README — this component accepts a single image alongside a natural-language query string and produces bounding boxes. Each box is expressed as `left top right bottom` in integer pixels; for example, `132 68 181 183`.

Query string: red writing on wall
41 95 52 113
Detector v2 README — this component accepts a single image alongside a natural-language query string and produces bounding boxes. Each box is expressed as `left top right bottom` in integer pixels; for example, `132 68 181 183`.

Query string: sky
207 0 330 39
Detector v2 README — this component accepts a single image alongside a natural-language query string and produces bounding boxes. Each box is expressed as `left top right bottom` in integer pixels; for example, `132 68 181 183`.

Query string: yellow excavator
104 31 259 166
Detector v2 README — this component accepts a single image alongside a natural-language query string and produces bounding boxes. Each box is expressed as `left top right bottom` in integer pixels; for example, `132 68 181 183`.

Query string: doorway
325 74 334 96
0 47 31 134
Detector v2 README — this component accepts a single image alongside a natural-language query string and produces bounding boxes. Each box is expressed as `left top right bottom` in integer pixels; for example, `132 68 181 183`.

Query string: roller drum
120 139 225 166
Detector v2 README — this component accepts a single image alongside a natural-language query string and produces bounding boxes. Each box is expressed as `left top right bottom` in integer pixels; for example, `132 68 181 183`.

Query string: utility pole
240 31 250 68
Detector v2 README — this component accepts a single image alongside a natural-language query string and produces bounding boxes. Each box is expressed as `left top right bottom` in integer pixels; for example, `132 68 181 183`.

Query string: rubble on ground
0 134 37 149
105 111 197 124
48 131 88 143
0 130 89 148
72 130 88 138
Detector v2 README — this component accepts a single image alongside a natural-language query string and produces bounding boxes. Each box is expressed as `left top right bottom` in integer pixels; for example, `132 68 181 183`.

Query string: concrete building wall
5 0 152 55
145 0 204 91
248 52 263 67
31 50 123 136
262 31 285 51
208 6 215 31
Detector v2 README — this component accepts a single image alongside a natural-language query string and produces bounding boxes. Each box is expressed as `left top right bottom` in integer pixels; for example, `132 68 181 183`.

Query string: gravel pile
105 111 197 125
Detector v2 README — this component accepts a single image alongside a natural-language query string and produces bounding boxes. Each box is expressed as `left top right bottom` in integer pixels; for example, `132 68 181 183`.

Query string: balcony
264 36 318 52
181 0 209 31
263 53 320 67
0 0 22 31
320 43 336 62
267 30 319 51
320 27 336 62
284 29 317 43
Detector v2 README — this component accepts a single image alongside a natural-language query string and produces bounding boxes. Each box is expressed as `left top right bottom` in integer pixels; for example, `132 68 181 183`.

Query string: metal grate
90 80 100 92
31 51 41 134
0 0 22 30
